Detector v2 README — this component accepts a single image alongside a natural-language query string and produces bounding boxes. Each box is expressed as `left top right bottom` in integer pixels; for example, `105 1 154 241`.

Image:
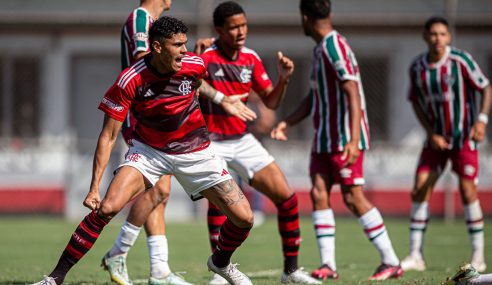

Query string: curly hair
149 16 188 45
213 1 245 27
300 0 331 19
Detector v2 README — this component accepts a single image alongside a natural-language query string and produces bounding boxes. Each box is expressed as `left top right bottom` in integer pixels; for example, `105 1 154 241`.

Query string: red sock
49 211 108 284
213 218 251 267
277 194 300 273
207 202 227 253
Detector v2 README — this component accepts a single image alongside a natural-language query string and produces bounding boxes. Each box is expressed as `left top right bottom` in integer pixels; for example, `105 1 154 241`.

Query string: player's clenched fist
83 189 101 210
276 51 294 80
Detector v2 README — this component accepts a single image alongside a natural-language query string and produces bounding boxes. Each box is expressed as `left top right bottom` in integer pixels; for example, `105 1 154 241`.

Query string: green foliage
1 216 490 284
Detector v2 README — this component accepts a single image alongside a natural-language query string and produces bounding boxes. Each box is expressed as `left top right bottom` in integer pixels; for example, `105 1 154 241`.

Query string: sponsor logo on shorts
101 97 124 112
464 164 476 176
221 169 229 176
127 152 141 162
340 168 352 178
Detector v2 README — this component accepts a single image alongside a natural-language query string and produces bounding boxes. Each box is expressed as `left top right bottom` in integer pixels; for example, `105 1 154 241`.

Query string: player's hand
83 189 101 210
429 134 449 151
276 51 294 81
194 37 215 55
470 121 486 142
341 141 360 167
271 121 289 141
221 93 257 121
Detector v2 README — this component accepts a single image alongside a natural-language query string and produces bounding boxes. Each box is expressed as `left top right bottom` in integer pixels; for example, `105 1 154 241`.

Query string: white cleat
30 276 57 285
281 268 322 284
101 252 132 285
208 273 229 285
149 273 194 285
401 255 426 271
471 260 487 273
207 256 252 285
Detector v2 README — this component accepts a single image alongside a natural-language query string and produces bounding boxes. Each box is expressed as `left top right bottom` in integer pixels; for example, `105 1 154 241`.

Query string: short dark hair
149 16 188 45
213 1 245 27
424 16 449 31
300 0 331 19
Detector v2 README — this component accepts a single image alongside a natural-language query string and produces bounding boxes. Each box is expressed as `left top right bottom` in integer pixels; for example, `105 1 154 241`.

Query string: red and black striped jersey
199 44 272 140
99 53 209 154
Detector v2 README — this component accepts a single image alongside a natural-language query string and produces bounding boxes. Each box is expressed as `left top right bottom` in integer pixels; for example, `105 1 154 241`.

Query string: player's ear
152 40 162 53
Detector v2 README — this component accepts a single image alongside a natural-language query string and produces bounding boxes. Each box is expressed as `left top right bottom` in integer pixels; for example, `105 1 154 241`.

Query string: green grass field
1 216 490 284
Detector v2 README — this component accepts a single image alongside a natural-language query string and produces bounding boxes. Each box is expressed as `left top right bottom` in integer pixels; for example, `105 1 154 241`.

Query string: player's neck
216 40 240 61
312 20 333 44
427 50 446 64
149 54 174 76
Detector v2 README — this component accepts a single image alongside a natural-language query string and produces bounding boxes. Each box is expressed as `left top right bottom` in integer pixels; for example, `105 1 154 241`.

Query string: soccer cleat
149 273 194 285
311 264 339 280
30 276 57 285
281 268 322 284
368 264 403 280
208 273 229 285
401 255 426 271
101 253 133 285
471 260 487 273
207 256 252 285
442 263 480 285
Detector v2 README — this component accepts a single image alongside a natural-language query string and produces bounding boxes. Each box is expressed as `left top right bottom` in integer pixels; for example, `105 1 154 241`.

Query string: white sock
471 274 492 285
148 235 171 278
465 200 485 263
359 208 399 266
409 202 429 258
312 209 336 270
109 221 141 257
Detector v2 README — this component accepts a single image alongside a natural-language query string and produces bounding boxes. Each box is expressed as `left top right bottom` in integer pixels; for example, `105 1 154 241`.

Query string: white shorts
118 140 232 200
211 133 274 182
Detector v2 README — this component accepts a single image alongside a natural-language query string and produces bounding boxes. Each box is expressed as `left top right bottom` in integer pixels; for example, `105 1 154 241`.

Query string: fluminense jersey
409 46 489 150
309 30 370 153
199 44 272 141
99 53 209 154
121 7 153 70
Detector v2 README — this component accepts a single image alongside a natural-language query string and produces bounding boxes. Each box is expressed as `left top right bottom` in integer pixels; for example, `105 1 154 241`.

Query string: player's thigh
251 162 292 203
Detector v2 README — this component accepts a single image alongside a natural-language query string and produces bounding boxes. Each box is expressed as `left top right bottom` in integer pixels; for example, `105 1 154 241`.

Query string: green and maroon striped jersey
409 46 489 150
121 7 153 70
309 30 370 154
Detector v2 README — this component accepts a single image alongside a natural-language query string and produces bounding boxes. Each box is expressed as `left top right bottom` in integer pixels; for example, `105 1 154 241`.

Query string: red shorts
416 146 478 181
310 151 365 186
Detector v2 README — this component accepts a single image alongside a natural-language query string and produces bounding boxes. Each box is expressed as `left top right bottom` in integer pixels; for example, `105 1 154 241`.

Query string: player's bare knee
98 201 121 219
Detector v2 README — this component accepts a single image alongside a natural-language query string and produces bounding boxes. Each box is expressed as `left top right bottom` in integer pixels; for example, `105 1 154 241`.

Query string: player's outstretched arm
470 84 491 142
198 80 257 121
85 115 123 210
271 93 311 141
258 51 294 110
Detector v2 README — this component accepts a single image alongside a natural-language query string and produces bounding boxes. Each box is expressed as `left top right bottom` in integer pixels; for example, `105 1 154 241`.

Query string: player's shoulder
448 46 474 62
409 52 426 70
240 46 262 61
117 58 147 89
201 43 219 57
183 52 205 67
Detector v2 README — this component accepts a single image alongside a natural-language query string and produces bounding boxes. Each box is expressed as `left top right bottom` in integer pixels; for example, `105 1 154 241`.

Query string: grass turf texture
1 216 490 284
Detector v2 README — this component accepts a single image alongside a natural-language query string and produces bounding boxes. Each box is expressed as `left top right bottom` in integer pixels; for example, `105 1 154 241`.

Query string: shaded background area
0 0 491 220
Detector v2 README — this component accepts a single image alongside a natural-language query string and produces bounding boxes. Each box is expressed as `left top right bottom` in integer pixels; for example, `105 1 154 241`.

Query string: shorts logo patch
221 169 229 176
340 168 352 178
127 152 141 162
464 164 476 176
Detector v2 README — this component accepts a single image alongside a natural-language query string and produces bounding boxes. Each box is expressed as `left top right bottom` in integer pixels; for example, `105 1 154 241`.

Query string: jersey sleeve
323 35 358 82
251 55 273 93
98 73 136 121
459 51 490 91
127 9 151 57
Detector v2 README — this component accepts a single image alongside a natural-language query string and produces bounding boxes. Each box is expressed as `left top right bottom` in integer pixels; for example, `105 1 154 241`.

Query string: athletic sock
471 274 492 284
312 209 336 270
212 219 251 268
359 208 399 266
147 235 171 278
277 194 301 274
409 202 429 258
108 220 141 257
465 200 484 263
50 211 108 284
207 202 227 253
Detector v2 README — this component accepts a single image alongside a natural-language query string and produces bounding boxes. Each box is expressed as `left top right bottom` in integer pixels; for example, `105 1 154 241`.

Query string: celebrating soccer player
271 0 403 281
401 16 491 273
30 16 254 285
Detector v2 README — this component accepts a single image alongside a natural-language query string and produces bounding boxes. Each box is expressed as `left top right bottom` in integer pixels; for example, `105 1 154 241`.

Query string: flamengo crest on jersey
121 7 153 70
310 30 370 153
199 44 273 141
99 53 209 154
409 46 489 150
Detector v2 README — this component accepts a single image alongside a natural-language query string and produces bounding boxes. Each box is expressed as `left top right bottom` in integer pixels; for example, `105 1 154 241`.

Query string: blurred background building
0 0 491 220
